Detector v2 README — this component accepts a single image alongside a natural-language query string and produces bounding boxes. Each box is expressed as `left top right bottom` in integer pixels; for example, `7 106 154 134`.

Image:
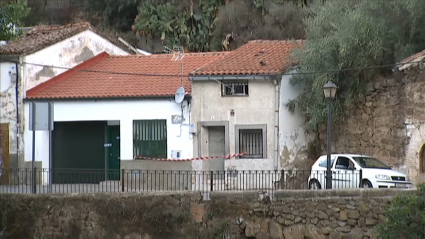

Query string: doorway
107 125 120 180
208 126 225 170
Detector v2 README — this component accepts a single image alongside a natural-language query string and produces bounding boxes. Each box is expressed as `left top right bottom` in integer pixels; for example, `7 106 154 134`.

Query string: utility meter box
171 150 182 159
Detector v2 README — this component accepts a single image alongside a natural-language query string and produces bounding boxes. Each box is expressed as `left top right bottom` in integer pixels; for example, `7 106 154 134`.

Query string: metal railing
0 168 363 194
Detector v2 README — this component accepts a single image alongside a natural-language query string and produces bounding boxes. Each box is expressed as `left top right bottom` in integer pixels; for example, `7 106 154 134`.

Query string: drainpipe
274 78 280 170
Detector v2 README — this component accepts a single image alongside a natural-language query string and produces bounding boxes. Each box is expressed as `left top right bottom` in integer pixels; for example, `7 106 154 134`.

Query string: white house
188 40 309 174
0 22 131 180
23 51 225 185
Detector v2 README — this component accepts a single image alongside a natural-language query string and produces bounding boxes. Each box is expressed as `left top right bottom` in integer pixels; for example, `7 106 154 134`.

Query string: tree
287 0 425 131
0 0 30 40
375 183 425 238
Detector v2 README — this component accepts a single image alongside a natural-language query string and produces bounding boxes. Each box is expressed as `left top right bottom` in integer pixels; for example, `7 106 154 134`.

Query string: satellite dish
174 86 185 104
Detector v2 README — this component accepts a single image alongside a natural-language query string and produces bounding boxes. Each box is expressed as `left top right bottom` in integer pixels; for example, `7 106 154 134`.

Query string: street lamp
323 81 338 189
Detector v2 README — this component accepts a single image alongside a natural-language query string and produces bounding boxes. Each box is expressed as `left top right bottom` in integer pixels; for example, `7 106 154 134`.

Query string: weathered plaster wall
191 80 276 171
23 30 129 92
0 189 411 238
1 29 128 168
0 62 20 168
279 72 311 169
319 63 425 185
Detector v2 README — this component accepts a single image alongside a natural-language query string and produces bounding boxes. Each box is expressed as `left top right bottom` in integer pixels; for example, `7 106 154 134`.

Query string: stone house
0 22 131 177
319 49 425 185
23 51 224 184
188 40 309 172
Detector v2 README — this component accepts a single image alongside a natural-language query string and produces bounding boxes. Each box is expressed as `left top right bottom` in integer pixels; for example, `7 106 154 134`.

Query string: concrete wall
23 100 193 172
318 63 425 185
191 80 277 171
279 72 311 169
0 29 128 170
0 189 412 238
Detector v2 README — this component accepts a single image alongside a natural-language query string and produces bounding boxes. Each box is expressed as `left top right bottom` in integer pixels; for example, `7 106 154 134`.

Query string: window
352 157 391 169
235 124 267 159
133 120 167 158
221 81 249 96
335 157 356 170
318 158 335 168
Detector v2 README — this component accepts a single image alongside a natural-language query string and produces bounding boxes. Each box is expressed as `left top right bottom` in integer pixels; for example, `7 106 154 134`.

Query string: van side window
319 158 335 168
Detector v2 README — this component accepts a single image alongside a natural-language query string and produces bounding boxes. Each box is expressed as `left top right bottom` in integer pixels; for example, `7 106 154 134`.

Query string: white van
308 154 412 189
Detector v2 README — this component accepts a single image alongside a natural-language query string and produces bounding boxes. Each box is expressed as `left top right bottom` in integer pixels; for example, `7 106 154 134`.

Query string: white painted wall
1 29 128 165
24 99 193 170
279 72 310 169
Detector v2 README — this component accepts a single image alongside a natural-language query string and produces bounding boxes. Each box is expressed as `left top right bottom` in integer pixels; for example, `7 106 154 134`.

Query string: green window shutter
133 120 167 158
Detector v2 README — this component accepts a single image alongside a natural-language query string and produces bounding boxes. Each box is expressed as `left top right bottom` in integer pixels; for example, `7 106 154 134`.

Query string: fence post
210 171 213 192
32 166 37 194
280 169 284 189
121 169 125 192
359 169 363 188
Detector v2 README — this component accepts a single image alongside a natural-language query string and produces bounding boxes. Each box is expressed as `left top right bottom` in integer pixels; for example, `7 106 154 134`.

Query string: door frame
197 121 230 158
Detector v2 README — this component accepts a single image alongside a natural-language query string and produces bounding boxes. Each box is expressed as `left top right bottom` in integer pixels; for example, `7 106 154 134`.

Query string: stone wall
318 63 425 184
0 189 413 239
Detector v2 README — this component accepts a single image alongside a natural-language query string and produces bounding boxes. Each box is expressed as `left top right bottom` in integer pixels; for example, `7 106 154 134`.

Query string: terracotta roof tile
0 22 133 55
190 40 304 76
26 52 225 100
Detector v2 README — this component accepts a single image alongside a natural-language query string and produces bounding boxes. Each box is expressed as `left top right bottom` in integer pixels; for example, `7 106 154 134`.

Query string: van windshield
352 157 391 169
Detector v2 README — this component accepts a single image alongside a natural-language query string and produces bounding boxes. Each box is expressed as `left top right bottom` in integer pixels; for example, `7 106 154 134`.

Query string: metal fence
0 168 363 194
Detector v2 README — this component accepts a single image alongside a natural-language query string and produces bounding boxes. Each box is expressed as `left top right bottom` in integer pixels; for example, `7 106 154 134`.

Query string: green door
107 126 121 180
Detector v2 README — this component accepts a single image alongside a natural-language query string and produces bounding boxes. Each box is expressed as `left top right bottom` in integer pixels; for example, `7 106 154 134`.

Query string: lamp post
323 81 338 189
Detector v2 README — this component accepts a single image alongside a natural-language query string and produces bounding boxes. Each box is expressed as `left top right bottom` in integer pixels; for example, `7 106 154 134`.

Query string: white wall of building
279 72 310 169
24 99 193 169
191 73 310 172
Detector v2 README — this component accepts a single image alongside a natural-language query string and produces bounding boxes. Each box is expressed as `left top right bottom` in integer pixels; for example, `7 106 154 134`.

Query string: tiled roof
190 40 304 76
0 22 133 55
25 52 225 100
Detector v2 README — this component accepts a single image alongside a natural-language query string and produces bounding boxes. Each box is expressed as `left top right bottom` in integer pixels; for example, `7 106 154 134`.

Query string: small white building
23 51 224 184
0 22 131 178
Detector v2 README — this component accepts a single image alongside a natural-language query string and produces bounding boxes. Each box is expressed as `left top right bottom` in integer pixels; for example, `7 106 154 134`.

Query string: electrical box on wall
171 150 182 159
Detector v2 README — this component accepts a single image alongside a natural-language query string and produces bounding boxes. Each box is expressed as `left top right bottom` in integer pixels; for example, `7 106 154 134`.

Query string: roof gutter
189 75 274 81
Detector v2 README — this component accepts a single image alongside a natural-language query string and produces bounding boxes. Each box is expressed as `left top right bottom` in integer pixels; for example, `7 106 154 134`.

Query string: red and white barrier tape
134 152 247 161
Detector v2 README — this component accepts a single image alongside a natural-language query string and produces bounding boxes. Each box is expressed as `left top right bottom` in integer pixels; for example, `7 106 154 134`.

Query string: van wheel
361 180 373 188
309 180 321 190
